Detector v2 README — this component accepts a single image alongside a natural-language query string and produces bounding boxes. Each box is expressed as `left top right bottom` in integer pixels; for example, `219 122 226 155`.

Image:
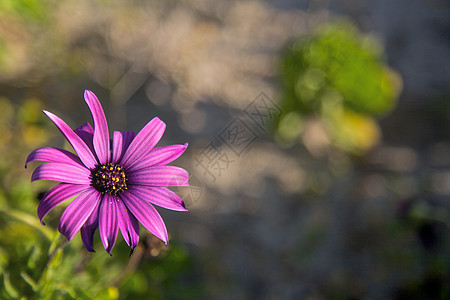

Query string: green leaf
0 207 54 241
3 271 19 298
20 271 38 292
277 19 401 153
0 247 9 274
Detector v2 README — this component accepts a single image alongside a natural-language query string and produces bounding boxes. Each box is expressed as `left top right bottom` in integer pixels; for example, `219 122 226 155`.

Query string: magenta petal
75 122 94 135
120 117 166 169
44 110 98 169
37 183 90 225
98 194 119 254
120 190 168 244
84 90 110 164
74 122 95 155
116 198 140 250
58 189 101 241
129 186 187 211
128 166 189 186
112 131 136 164
127 143 188 171
25 147 83 168
31 163 91 184
80 203 100 252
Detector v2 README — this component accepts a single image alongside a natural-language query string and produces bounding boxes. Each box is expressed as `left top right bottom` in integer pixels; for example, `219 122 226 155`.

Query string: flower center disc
91 163 128 195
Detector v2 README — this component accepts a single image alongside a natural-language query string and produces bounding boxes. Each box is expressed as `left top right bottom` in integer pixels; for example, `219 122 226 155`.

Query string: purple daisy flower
25 90 189 255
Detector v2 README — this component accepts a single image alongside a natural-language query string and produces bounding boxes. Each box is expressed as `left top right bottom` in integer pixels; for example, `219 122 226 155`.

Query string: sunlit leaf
328 109 381 154
278 20 400 153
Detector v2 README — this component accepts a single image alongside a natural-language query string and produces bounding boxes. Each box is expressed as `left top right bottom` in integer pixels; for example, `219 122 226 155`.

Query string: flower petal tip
154 117 166 127
162 235 169 246
84 89 95 98
106 245 114 255
129 247 135 257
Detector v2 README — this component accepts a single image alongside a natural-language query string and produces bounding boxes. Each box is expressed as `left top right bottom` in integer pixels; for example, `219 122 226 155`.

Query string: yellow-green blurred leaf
3 271 19 298
329 109 381 154
20 271 38 292
277 112 304 142
0 247 8 274
0 97 14 124
0 207 54 241
278 20 399 154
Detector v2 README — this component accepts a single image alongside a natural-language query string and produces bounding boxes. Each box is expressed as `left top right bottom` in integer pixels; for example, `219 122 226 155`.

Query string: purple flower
26 90 189 255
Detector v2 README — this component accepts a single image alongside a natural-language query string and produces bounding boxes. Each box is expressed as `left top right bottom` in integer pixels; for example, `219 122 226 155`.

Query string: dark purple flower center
91 163 128 195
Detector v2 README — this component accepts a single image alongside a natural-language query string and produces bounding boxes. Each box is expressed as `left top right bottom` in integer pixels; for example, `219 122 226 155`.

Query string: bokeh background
0 0 448 299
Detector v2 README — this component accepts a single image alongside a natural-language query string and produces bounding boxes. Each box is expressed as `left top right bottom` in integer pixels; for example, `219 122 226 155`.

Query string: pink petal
98 194 119 255
44 110 98 169
112 131 136 164
120 190 168 245
58 189 102 241
116 198 140 250
31 163 91 184
37 183 90 225
129 186 187 211
127 166 189 187
75 122 94 133
74 122 95 155
120 117 166 169
127 143 188 172
84 90 110 164
80 203 100 252
25 147 83 168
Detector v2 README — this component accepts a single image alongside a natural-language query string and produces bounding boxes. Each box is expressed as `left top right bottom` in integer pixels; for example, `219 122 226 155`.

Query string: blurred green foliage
0 96 200 299
0 0 54 73
277 21 401 154
0 0 54 22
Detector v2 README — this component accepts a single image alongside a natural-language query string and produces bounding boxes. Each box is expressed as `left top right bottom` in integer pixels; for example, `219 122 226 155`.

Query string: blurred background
0 0 448 299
